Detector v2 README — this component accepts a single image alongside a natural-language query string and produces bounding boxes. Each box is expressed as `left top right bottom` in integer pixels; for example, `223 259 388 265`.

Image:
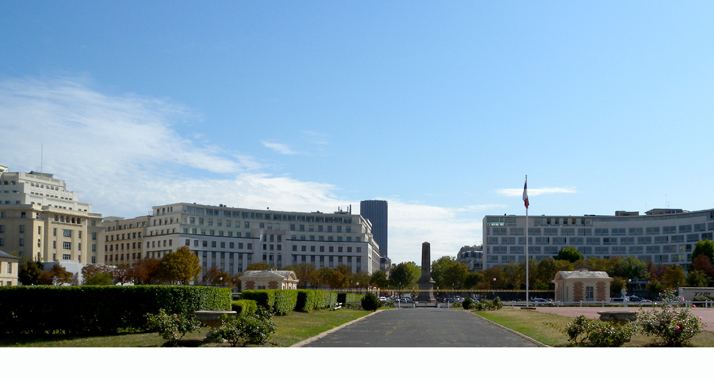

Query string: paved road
302 308 538 347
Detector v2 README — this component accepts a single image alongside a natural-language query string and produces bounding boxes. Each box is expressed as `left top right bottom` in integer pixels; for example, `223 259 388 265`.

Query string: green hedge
0 286 231 336
231 300 258 316
241 290 298 315
338 293 365 305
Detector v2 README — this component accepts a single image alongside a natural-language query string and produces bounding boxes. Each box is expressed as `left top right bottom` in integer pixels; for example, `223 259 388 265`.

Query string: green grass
474 307 714 347
0 308 372 348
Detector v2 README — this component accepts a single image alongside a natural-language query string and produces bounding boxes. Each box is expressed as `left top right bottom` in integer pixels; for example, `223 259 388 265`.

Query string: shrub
638 290 706 346
361 292 381 311
272 290 298 316
145 309 202 346
462 298 474 310
562 315 634 347
473 297 503 311
587 321 635 347
0 286 230 336
231 300 258 316
213 307 276 347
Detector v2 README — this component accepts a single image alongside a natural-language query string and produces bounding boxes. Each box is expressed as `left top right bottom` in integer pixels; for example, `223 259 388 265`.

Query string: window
19 225 24 234
63 229 71 238
585 286 594 301
63 254 71 260
63 242 71 250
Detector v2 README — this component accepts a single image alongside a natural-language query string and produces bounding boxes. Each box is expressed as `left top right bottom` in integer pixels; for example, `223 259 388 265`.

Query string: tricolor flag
523 179 529 209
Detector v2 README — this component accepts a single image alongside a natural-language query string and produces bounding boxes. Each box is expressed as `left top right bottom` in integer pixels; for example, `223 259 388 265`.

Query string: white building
483 208 714 271
143 203 382 276
0 166 103 266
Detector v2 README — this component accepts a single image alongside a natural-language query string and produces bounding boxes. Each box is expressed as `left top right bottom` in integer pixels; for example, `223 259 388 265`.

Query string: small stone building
553 269 612 303
239 270 299 291
0 250 19 286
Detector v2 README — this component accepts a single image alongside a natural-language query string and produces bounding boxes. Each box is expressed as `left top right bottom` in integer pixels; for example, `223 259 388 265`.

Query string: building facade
143 203 382 276
483 208 714 271
457 250 483 271
0 167 102 266
0 249 19 286
98 216 150 266
360 200 388 258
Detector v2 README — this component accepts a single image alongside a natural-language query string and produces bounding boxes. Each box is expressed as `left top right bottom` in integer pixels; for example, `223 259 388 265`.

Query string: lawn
474 307 714 347
0 308 372 348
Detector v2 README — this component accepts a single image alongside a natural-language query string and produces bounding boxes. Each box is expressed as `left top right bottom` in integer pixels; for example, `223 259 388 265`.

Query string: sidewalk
533 306 714 331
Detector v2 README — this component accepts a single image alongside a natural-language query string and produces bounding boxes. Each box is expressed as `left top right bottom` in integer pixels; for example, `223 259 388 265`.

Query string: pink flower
597 329 601 332
692 304 696 308
675 326 680 330
173 314 178 317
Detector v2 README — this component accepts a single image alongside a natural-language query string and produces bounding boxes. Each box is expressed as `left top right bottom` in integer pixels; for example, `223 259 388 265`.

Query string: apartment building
0 166 102 265
144 203 382 276
0 249 19 286
483 208 714 271
98 215 150 266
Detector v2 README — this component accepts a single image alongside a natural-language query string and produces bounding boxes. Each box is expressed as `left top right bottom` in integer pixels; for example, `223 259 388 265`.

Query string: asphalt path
302 308 538 347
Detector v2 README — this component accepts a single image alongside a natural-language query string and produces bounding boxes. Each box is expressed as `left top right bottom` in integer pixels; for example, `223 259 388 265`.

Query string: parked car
610 297 628 302
531 298 553 305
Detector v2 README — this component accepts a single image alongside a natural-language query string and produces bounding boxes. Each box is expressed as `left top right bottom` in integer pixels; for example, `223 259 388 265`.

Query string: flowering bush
145 309 202 346
212 306 276 347
587 321 636 347
474 297 503 311
638 290 705 346
562 315 634 347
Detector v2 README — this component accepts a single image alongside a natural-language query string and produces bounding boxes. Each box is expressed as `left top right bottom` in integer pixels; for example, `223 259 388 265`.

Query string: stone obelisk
416 242 436 302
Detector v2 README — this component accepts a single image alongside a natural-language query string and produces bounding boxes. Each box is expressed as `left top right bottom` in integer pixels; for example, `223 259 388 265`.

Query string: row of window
488 233 713 245
489 223 714 236
291 245 361 253
183 206 355 225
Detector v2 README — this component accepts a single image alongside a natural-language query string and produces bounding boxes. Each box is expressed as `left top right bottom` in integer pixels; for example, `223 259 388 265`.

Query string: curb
467 310 551 347
291 309 386 347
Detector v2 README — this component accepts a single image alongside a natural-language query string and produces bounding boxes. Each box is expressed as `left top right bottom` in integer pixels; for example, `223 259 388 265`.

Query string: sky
2 1 714 266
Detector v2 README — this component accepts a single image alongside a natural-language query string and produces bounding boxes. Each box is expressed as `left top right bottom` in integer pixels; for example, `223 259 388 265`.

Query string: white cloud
262 141 298 155
496 187 577 197
0 75 493 266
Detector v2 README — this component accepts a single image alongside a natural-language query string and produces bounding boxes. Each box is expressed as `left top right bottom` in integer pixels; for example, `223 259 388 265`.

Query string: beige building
99 216 149 266
553 270 612 303
240 270 298 290
0 249 19 286
0 167 102 265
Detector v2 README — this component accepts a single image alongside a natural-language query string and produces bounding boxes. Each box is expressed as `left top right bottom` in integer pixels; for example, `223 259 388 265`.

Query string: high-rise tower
360 200 388 258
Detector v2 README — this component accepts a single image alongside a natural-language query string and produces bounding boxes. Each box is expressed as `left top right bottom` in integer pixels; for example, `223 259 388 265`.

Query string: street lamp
493 278 496 299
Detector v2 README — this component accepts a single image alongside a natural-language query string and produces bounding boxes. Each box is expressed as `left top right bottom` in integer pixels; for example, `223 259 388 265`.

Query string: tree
692 240 714 263
645 280 664 297
431 256 455 289
314 267 335 288
574 257 617 275
18 258 43 285
293 263 316 288
389 262 419 290
370 270 389 288
686 270 710 287
662 265 686 290
84 272 114 285
112 264 133 285
611 256 649 281
463 271 484 289
81 264 114 284
647 262 667 282
38 264 73 285
536 258 573 289
350 271 371 288
246 262 276 271
327 269 346 289
503 262 522 290
483 265 505 289
335 264 353 287
556 247 582 263
441 261 469 289
203 266 232 287
691 255 714 279
131 257 162 284
610 277 626 296
159 246 202 285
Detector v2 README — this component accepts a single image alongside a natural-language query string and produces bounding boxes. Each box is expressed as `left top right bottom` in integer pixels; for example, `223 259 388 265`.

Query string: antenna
41 143 43 173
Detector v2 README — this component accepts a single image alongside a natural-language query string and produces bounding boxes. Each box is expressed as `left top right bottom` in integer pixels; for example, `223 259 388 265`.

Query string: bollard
579 301 583 307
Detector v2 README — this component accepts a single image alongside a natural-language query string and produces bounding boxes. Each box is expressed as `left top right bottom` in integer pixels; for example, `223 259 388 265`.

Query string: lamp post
493 278 496 299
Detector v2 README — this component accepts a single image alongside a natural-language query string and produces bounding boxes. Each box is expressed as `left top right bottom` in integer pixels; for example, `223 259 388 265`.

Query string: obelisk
416 242 436 302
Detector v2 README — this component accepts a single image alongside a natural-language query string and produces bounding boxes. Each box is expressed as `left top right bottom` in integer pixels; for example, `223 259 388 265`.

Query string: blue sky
2 1 714 265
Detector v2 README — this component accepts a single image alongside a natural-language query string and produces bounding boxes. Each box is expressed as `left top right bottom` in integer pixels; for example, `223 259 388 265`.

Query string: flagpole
525 174 530 307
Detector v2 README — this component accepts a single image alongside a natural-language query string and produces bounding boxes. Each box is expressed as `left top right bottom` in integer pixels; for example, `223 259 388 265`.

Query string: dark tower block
416 242 436 302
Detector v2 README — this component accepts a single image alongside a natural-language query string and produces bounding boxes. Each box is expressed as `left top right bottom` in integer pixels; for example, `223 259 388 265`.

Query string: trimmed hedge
241 290 299 315
0 285 231 336
231 300 258 316
338 293 365 305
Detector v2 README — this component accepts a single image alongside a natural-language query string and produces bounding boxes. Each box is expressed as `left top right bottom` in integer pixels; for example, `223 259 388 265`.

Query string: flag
523 179 529 209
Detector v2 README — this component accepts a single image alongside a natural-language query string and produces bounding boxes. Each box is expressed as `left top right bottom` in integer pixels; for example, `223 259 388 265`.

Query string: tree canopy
611 256 649 280
692 240 714 262
556 247 583 263
159 246 202 285
389 262 419 289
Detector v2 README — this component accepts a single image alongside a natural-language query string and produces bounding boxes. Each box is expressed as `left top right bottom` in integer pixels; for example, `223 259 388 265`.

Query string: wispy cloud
0 75 489 264
496 187 577 197
303 131 328 146
261 141 298 155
